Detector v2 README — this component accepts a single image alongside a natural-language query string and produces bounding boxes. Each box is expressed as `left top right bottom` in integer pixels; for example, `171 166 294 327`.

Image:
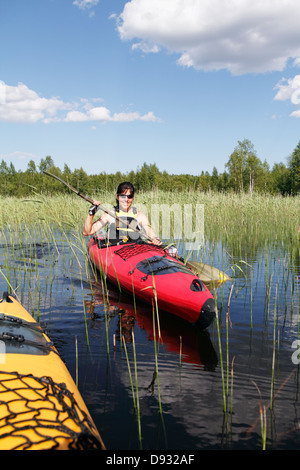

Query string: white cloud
274 75 300 117
0 82 69 123
290 110 300 117
0 82 160 124
274 76 300 104
64 106 111 122
87 106 112 122
64 107 158 123
132 42 160 54
112 110 157 122
73 0 99 10
63 110 88 122
116 0 300 75
73 0 99 17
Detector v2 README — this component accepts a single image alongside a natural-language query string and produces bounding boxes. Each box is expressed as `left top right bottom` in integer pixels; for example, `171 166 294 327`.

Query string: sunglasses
119 193 134 199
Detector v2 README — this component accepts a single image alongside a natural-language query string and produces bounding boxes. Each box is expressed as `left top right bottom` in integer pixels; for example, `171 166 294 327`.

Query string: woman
83 181 162 245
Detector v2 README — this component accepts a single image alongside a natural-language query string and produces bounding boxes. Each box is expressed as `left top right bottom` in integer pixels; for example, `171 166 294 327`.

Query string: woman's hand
88 200 102 216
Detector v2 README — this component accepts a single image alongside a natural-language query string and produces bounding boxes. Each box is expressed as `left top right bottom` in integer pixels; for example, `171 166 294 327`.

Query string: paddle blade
186 261 231 284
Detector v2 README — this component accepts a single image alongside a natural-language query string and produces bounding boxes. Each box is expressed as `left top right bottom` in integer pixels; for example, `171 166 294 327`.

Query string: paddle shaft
43 171 153 242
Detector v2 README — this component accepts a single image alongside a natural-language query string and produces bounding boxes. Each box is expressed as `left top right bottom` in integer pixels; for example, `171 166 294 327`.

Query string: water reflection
85 284 218 370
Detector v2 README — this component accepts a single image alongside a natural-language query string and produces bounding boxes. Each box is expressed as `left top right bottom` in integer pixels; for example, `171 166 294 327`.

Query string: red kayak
88 238 216 329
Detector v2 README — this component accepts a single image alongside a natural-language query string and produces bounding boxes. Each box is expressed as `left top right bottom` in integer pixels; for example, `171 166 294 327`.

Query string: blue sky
1 0 300 176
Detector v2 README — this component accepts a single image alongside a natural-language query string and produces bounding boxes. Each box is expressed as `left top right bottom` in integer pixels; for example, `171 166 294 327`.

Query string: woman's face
117 189 134 212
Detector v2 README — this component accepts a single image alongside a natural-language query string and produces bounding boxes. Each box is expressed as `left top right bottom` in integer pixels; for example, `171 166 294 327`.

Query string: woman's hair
116 182 135 206
116 181 135 196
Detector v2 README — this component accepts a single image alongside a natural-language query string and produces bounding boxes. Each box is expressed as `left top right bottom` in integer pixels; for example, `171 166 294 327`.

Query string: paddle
43 170 148 236
183 260 231 284
43 171 230 283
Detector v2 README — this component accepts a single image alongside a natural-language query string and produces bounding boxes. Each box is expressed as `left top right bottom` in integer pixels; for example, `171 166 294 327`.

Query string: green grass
1 191 299 247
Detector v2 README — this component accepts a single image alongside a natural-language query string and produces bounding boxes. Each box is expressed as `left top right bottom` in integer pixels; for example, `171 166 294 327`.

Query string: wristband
89 204 98 216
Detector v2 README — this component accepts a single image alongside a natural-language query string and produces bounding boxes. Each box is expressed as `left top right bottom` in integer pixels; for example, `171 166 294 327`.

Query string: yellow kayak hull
0 292 104 450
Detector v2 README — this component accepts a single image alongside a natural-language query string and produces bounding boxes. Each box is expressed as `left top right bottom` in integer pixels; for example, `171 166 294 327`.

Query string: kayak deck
0 292 104 450
88 239 216 328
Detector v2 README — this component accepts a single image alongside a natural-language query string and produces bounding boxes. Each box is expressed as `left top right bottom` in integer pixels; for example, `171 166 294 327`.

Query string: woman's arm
83 201 109 236
137 212 162 245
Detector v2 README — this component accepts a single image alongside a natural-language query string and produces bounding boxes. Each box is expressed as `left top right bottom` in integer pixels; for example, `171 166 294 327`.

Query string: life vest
108 206 141 243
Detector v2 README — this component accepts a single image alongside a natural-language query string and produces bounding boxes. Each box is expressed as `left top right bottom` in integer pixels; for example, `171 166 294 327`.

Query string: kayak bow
0 292 105 450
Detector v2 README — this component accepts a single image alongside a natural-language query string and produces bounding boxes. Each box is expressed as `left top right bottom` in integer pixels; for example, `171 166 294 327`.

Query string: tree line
0 139 299 197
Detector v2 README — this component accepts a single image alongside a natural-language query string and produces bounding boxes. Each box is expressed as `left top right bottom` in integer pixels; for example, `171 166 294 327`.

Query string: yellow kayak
0 292 105 450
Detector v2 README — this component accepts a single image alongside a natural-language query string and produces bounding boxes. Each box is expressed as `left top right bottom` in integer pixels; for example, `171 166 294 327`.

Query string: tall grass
122 333 142 449
1 192 299 255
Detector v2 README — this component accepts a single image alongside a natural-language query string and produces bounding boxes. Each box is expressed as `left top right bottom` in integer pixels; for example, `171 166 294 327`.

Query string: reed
226 284 234 410
252 381 267 450
122 334 142 449
214 293 227 413
2 192 299 243
131 331 142 448
150 285 168 448
141 278 167 445
270 284 278 411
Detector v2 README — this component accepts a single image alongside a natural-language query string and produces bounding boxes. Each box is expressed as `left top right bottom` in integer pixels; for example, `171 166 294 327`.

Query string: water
0 232 299 450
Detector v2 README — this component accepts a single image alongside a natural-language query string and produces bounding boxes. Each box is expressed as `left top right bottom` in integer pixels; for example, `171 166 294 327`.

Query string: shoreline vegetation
0 138 300 197
1 191 299 257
